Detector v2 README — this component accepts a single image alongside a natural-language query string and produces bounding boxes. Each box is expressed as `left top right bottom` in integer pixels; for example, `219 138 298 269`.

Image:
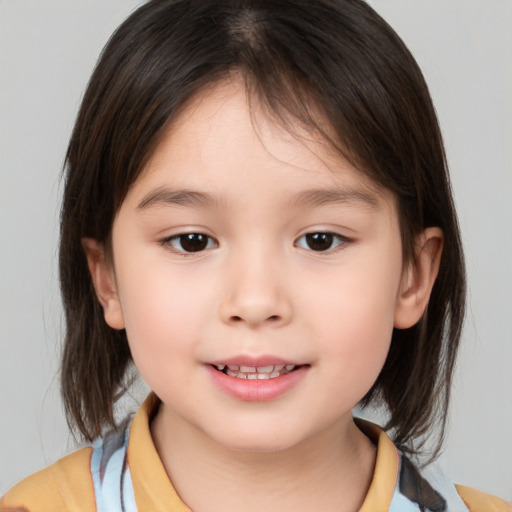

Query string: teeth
227 370 246 378
217 363 298 380
257 365 274 373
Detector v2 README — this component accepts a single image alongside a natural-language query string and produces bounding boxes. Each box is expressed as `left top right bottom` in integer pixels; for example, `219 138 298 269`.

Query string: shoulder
392 449 510 512
456 485 512 512
1 447 95 512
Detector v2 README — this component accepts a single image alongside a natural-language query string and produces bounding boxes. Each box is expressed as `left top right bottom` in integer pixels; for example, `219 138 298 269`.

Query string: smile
212 364 297 380
207 360 308 401
214 364 297 380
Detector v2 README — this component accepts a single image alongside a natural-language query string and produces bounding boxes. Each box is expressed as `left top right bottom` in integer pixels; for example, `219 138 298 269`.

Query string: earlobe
82 238 125 330
394 227 444 329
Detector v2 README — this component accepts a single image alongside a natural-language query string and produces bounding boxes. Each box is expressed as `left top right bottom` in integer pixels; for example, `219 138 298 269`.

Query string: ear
82 238 125 330
394 227 444 329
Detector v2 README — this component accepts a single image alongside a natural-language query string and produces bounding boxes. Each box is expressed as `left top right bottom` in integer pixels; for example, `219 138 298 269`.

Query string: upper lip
208 355 301 367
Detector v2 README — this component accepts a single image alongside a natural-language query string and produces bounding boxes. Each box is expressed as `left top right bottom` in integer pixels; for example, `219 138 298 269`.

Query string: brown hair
60 0 465 458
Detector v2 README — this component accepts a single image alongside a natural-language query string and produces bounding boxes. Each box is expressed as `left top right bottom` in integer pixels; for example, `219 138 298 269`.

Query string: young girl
2 0 510 511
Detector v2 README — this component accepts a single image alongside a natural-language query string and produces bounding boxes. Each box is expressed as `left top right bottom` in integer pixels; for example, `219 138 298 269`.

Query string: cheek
305 249 402 377
113 253 216 375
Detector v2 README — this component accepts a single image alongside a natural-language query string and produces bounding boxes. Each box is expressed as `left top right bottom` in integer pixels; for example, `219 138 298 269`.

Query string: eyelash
162 233 218 255
295 232 350 252
161 231 351 256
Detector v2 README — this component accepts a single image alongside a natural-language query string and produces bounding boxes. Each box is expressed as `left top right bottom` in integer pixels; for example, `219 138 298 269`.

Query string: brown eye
167 233 216 253
306 233 333 251
296 232 347 252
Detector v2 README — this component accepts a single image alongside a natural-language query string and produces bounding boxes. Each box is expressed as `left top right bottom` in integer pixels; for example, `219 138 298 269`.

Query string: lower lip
206 365 308 401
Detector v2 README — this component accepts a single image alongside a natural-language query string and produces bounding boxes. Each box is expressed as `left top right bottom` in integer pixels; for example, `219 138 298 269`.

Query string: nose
219 253 292 329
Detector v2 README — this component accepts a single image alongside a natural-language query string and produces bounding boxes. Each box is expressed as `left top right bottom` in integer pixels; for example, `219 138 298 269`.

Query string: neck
151 405 376 512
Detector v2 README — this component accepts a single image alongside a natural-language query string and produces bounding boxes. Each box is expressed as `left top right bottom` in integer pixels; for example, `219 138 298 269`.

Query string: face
94 81 413 453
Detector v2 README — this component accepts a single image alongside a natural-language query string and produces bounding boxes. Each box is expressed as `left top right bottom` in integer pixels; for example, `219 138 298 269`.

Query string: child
2 0 510 511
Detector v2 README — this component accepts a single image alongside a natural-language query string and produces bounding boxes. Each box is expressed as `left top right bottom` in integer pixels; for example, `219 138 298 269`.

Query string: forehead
133 78 392 210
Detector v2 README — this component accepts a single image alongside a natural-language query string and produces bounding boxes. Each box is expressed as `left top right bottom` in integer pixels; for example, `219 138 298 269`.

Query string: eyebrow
290 188 380 210
137 185 380 211
137 187 222 210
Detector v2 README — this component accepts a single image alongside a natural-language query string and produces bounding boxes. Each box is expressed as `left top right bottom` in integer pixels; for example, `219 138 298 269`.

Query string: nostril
229 314 281 324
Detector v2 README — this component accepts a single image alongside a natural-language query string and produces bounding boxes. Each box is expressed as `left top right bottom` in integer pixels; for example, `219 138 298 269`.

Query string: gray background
1 0 511 500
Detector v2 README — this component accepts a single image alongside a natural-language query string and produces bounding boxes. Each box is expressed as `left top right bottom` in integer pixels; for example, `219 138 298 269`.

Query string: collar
355 418 400 512
128 394 399 512
128 393 191 511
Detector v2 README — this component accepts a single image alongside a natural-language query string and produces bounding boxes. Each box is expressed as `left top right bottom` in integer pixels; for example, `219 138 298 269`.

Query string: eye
295 232 348 252
164 233 217 253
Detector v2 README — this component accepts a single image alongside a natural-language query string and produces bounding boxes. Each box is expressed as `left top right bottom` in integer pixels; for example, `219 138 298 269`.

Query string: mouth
211 363 299 380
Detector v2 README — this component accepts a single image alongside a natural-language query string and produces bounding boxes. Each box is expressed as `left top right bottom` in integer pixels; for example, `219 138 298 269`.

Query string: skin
84 79 443 512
